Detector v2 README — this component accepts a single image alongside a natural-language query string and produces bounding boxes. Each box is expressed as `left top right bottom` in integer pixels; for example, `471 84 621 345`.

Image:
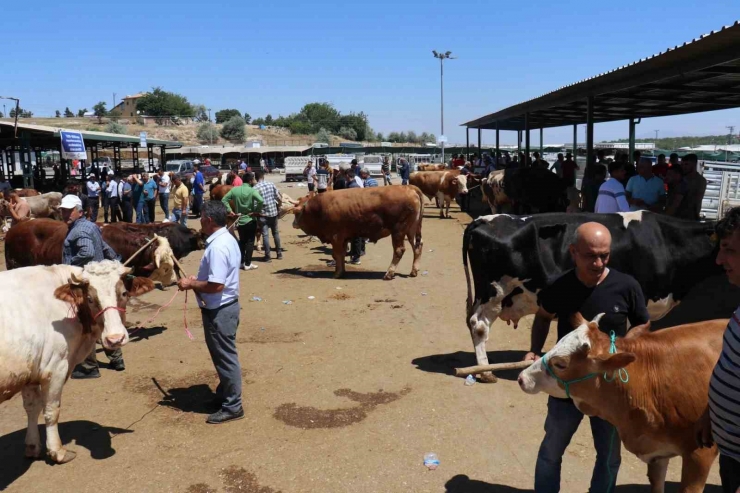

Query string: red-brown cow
409 170 468 218
291 186 424 280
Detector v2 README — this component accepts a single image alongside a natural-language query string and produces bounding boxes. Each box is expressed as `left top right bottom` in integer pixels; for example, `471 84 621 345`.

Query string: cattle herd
0 164 734 492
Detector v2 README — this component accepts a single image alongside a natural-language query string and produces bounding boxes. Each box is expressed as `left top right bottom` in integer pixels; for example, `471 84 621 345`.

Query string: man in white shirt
550 153 564 178
106 174 122 223
86 173 101 222
157 168 171 220
177 201 244 424
595 162 630 213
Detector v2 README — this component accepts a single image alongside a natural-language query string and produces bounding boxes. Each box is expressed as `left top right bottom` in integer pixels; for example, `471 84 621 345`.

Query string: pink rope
127 289 194 341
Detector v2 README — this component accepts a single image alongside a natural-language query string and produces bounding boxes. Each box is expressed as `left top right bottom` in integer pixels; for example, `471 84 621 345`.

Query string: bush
135 115 145 125
105 121 127 134
289 121 312 135
220 116 246 142
215 109 241 123
315 127 332 145
197 123 219 144
339 126 357 140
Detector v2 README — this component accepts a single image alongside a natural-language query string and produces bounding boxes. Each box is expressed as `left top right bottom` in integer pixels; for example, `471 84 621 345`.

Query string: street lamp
432 50 456 165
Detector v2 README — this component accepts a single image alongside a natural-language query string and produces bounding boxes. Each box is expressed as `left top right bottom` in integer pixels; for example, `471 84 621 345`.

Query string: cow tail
463 222 474 318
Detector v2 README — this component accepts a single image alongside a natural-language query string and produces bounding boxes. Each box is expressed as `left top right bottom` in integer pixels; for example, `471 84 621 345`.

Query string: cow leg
332 239 346 279
384 233 406 280
22 384 43 459
41 362 76 464
468 298 504 383
436 192 446 218
407 231 422 277
678 447 717 493
646 458 669 493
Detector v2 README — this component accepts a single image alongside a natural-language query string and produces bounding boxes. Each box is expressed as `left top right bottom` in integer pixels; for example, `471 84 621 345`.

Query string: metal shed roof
167 145 311 155
0 121 182 148
463 22 740 131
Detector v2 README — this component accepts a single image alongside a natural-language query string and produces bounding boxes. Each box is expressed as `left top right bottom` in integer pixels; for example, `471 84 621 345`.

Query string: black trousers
109 196 122 223
237 221 258 267
350 237 365 259
720 455 740 493
121 198 133 222
146 199 156 223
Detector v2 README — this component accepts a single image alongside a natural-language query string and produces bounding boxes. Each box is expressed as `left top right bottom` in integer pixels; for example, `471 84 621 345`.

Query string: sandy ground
0 176 728 492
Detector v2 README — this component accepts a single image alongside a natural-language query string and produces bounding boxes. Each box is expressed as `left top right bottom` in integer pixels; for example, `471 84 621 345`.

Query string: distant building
112 93 147 118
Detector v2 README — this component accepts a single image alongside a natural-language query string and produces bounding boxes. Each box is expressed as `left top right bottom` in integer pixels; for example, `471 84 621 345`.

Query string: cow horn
69 272 89 286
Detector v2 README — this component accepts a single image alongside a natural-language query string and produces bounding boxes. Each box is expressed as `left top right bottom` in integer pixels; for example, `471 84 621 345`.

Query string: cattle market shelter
0 121 182 188
462 21 740 167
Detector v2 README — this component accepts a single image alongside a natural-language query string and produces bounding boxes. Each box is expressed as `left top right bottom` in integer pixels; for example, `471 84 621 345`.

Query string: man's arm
181 189 189 210
252 189 264 214
524 306 556 361
617 191 631 212
628 280 650 328
179 277 224 294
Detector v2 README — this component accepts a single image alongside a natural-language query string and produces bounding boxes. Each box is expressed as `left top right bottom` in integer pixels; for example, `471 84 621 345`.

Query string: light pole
433 50 455 165
654 130 658 156
208 109 213 145
726 126 735 162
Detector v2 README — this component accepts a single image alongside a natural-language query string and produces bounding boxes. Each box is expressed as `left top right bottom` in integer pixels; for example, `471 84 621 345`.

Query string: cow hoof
25 444 41 459
383 273 395 281
409 270 418 278
49 448 76 464
479 372 498 383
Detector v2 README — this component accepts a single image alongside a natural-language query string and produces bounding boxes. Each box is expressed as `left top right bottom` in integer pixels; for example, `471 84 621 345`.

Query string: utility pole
654 130 659 156
113 92 117 109
208 109 213 144
726 126 735 162
432 50 456 165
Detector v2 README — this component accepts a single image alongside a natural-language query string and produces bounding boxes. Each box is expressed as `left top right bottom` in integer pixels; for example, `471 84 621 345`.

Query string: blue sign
60 131 87 160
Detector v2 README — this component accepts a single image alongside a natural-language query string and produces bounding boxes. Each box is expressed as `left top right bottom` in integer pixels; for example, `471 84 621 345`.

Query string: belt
200 298 239 312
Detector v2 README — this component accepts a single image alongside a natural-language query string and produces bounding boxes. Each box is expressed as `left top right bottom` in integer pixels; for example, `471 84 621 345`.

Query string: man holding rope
177 201 244 424
58 194 125 380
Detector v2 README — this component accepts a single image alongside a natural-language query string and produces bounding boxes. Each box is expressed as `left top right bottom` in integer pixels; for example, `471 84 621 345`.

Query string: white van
284 156 313 182
360 155 383 176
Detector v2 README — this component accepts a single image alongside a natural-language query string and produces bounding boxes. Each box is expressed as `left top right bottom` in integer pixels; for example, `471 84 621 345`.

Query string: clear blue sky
4 0 739 145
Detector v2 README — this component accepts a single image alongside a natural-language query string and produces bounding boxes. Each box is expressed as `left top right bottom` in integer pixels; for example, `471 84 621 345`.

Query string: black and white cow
463 211 721 382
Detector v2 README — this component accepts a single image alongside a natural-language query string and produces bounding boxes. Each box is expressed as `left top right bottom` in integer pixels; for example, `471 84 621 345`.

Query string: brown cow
14 188 40 197
210 184 233 201
518 314 724 493
409 170 468 218
292 186 424 280
417 163 447 171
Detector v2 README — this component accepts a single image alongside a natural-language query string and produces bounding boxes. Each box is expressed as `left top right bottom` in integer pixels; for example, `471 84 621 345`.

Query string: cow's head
454 174 469 195
517 313 636 399
54 260 156 349
188 228 207 251
291 193 315 229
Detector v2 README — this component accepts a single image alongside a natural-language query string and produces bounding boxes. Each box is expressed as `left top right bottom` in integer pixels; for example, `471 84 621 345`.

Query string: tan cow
518 314 724 493
417 163 447 171
409 170 468 218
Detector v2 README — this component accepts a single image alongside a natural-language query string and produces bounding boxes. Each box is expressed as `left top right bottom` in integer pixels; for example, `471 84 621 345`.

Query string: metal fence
701 161 740 220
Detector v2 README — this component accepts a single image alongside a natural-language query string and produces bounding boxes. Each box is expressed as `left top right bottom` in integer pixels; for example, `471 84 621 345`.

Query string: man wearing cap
59 194 124 379
86 173 101 222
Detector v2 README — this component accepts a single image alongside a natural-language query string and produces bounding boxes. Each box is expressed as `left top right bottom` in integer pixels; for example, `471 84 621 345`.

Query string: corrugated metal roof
167 145 311 155
0 121 182 148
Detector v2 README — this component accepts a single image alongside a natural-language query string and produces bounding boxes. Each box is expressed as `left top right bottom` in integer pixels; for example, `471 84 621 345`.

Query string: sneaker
276 254 283 260
206 408 245 424
349 258 361 265
109 359 126 371
71 367 101 379
327 260 336 267
245 264 258 271
240 264 247 271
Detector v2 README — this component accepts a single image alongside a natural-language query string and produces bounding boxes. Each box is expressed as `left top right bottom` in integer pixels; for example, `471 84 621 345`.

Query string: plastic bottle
464 375 476 386
423 453 440 470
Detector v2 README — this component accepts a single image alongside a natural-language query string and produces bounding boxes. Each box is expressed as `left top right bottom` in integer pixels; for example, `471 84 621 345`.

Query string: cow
481 167 568 215
518 314 724 493
409 170 468 218
0 191 62 221
210 184 232 201
292 186 424 280
463 211 721 382
101 222 205 261
417 163 447 171
13 188 40 197
0 261 156 463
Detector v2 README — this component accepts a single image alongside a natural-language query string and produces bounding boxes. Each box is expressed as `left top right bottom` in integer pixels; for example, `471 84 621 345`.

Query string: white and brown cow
409 170 468 218
481 170 506 213
518 314 724 493
0 261 155 463
463 211 723 382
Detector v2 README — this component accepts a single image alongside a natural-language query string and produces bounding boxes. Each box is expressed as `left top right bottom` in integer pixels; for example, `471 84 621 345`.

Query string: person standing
399 158 410 185
254 170 283 262
131 174 148 224
239 159 247 172
697 206 740 493
595 162 630 213
58 194 124 379
144 173 157 223
86 173 101 222
653 154 669 179
334 166 348 190
231 169 243 187
625 157 666 212
346 170 364 265
381 156 392 185
680 153 707 221
222 172 264 271
7 192 30 227
119 175 133 223
550 153 564 178
304 161 316 192
524 222 649 493
360 168 378 188
315 161 331 193
192 164 206 216
157 168 171 220
107 174 122 223
177 200 244 424
561 152 579 188
171 175 190 226
664 167 691 219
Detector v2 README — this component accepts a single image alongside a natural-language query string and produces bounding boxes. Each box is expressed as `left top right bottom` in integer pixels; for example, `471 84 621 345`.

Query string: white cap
59 194 83 210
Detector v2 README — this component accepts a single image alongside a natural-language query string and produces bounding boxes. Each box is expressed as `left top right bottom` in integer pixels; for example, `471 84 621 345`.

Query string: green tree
264 114 274 125
193 104 208 122
243 113 251 124
376 132 384 141
252 117 266 126
398 132 407 143
105 121 127 134
197 122 219 144
64 107 74 118
315 127 332 144
407 130 418 143
289 120 312 135
220 116 246 142
339 112 369 140
299 102 341 133
215 109 241 124
136 87 195 124
55 110 61 118
93 101 108 123
0 111 3 118
338 126 358 140
77 108 87 117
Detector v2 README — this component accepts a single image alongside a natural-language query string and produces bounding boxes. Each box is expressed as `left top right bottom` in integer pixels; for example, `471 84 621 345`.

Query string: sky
4 0 739 145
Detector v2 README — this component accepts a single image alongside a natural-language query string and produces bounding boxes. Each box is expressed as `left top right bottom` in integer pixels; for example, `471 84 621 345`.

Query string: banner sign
140 132 147 148
60 131 87 160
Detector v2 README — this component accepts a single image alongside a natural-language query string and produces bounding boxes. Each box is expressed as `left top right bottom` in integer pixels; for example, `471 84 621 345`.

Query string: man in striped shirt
253 170 282 262
698 206 740 493
595 161 630 213
360 168 378 188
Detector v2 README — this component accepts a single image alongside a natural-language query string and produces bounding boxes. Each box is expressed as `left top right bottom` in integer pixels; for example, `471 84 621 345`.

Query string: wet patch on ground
237 330 303 344
221 465 282 493
329 292 351 301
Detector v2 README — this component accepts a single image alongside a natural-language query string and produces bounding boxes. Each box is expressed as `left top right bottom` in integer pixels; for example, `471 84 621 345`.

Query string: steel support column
20 132 33 189
133 145 140 173
7 147 15 180
59 141 67 182
586 96 594 167
477 128 482 158
495 121 500 157
147 145 155 172
160 145 167 169
629 118 637 166
0 149 5 179
573 124 578 162
466 128 469 162
90 145 99 175
539 127 543 156
524 113 530 167
113 146 121 175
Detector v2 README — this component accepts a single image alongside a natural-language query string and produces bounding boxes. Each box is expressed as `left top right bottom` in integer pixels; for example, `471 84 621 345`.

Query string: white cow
0 261 155 463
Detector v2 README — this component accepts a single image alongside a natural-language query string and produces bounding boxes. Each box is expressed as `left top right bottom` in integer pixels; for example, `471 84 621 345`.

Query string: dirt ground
0 177 726 492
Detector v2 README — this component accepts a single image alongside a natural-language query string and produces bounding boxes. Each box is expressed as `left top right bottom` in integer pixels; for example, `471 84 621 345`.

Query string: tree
298 102 341 133
193 104 209 122
376 132 384 141
252 117 266 126
55 110 61 118
398 132 407 143
215 109 241 124
93 101 108 123
108 108 122 122
264 114 274 125
220 116 246 142
243 113 251 124
338 126 358 140
0 112 3 118
407 130 418 143
77 108 87 117
315 127 332 144
64 107 74 118
197 123 219 144
136 87 195 124
289 121 312 135
339 112 369 140
105 121 127 134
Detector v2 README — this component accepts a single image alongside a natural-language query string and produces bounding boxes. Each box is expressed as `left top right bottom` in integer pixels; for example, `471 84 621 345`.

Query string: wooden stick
454 360 533 377
122 236 158 267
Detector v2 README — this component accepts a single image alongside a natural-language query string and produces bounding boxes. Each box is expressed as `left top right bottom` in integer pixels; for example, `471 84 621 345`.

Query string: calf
292 186 424 279
0 261 155 463
24 191 63 219
409 170 468 218
463 211 721 382
518 314 723 493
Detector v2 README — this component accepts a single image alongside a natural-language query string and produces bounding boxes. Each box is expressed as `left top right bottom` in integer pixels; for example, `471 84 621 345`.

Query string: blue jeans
535 396 621 493
159 193 170 220
135 201 149 224
173 208 187 226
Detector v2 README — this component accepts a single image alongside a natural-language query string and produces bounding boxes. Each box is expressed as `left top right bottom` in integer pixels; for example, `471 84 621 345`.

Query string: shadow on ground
444 475 722 493
0 420 132 490
153 378 216 415
412 350 527 382
274 266 402 281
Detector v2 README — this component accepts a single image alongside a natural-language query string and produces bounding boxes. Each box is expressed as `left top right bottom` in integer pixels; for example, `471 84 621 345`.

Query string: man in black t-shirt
524 222 649 493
